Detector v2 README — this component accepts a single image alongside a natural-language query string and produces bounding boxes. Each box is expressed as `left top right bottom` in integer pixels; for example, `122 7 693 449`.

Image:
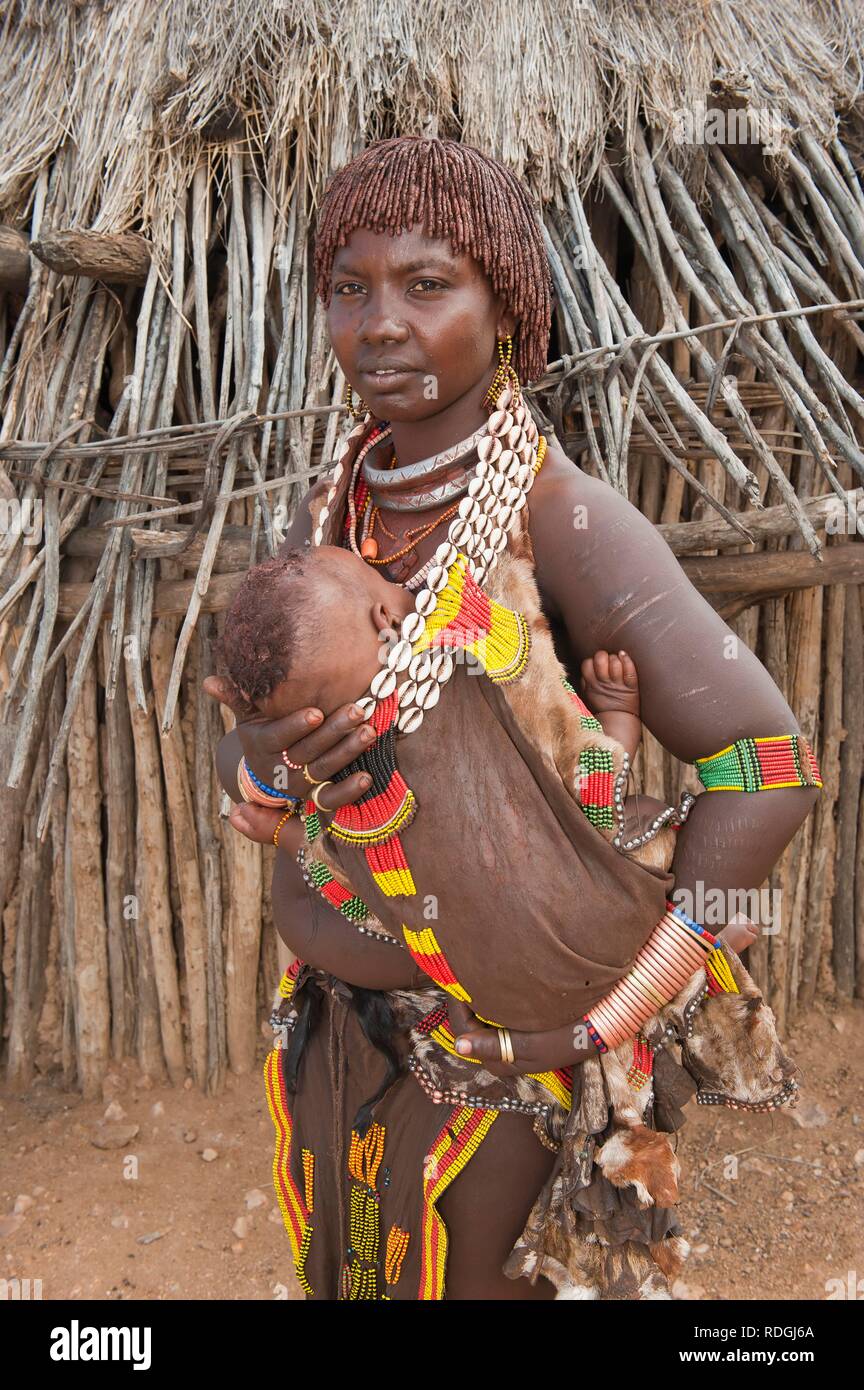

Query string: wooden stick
122 648 185 1083
64 628 111 1099
150 615 208 1087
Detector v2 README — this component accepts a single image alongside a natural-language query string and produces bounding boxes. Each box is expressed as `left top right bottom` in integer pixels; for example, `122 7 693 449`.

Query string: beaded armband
694 734 822 793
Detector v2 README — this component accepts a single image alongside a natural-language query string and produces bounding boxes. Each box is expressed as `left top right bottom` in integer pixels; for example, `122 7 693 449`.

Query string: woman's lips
360 368 418 391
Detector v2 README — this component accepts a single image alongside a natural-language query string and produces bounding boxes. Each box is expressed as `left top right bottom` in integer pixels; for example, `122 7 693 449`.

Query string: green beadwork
561 677 604 732
576 744 616 829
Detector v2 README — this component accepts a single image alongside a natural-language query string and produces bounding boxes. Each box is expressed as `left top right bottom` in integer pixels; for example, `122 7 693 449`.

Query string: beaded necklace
311 384 543 896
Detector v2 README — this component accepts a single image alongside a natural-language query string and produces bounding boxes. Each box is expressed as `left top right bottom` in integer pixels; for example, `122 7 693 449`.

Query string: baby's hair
216 549 316 710
313 135 553 385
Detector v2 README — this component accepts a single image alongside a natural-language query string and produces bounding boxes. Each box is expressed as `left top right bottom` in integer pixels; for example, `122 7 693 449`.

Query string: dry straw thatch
0 0 862 1096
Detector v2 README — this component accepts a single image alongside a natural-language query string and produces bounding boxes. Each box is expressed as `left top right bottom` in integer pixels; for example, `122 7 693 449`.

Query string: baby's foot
580 649 640 718
716 917 759 953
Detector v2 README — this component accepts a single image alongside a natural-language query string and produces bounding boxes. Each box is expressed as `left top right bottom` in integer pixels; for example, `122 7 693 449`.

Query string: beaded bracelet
273 804 299 847
244 757 298 802
237 756 297 808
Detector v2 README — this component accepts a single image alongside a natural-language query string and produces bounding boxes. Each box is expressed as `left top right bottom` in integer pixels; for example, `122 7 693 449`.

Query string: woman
205 137 820 1299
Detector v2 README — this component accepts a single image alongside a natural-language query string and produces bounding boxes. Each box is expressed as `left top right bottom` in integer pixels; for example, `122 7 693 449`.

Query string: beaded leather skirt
265 941 800 1300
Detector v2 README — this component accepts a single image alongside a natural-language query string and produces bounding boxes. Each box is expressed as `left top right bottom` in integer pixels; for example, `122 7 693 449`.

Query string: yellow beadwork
264 1049 315 1296
706 944 740 994
347 1122 386 1187
410 553 531 686
401 925 473 1002
302 1148 315 1214
420 1107 499 1299
344 1122 387 1300
384 1224 410 1290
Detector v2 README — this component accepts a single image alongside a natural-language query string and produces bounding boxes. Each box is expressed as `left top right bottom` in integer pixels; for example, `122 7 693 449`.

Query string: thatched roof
1 0 863 256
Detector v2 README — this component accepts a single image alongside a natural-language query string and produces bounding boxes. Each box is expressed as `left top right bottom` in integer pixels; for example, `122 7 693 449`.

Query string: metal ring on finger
310 779 333 812
497 1027 515 1065
302 763 321 786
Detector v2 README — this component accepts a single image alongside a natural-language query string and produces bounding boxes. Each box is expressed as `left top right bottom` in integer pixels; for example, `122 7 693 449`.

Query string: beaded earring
344 381 369 420
482 334 520 410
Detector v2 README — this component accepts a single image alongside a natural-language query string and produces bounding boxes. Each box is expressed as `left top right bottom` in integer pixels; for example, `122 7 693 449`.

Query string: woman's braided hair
313 136 553 385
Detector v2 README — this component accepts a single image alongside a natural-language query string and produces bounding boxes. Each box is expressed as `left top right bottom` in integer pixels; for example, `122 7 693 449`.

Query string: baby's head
216 544 415 721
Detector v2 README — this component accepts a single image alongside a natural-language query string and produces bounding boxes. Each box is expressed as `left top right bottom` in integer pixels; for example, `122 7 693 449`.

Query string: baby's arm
580 649 642 761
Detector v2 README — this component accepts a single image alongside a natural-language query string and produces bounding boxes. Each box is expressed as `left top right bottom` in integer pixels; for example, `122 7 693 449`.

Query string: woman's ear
495 303 519 341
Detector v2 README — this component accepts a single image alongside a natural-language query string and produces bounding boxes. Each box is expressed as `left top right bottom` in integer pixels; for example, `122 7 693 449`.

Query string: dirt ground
2 999 863 1302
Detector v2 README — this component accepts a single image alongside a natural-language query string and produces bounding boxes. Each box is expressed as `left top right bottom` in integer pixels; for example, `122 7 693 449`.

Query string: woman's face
325 224 516 422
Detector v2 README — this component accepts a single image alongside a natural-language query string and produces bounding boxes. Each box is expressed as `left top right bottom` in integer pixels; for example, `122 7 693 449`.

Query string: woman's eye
413 279 443 292
334 283 364 295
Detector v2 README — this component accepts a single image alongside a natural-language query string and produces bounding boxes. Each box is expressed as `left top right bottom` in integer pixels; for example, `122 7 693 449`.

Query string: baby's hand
580 649 640 718
716 916 760 954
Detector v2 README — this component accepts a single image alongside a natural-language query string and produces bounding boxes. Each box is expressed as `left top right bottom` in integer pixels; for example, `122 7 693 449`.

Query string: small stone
200 1148 218 1163
101 1073 123 1102
780 1189 795 1203
853 1149 864 1168
183 1078 193 1091
788 1099 829 1129
692 1243 710 1255
182 1130 197 1144
136 1231 167 1246
32 1186 46 1198
831 1016 846 1033
232 1217 248 1240
718 1235 733 1248
111 1215 130 1229
91 1123 140 1151
742 1156 774 1176
138 1074 153 1091
104 1101 126 1122
230 1241 244 1254
244 1189 266 1211
151 1101 165 1119
13 1195 34 1215
268 1207 283 1226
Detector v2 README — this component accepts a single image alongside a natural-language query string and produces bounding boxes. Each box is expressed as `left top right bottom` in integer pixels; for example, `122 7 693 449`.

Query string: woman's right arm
272 845 428 991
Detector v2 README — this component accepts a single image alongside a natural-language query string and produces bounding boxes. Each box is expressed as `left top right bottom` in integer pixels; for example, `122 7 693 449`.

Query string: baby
219 543 756 959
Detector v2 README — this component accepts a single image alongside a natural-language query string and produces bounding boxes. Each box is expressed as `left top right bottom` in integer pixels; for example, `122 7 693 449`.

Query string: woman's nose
357 292 409 341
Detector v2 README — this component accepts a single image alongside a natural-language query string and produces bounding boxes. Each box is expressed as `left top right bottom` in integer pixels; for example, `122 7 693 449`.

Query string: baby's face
255 546 412 722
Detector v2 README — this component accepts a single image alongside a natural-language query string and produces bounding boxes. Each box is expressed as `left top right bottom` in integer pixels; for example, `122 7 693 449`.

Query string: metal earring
344 382 368 419
483 333 521 409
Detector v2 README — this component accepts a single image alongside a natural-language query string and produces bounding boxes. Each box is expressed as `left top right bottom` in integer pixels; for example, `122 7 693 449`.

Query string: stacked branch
0 0 862 1092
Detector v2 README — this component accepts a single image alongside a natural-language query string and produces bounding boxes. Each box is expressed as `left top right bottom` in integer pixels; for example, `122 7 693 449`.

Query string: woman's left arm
452 456 821 1075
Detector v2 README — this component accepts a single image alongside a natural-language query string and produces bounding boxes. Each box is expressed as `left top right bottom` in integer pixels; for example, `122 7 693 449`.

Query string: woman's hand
447 1001 597 1077
227 802 307 856
203 673 377 813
